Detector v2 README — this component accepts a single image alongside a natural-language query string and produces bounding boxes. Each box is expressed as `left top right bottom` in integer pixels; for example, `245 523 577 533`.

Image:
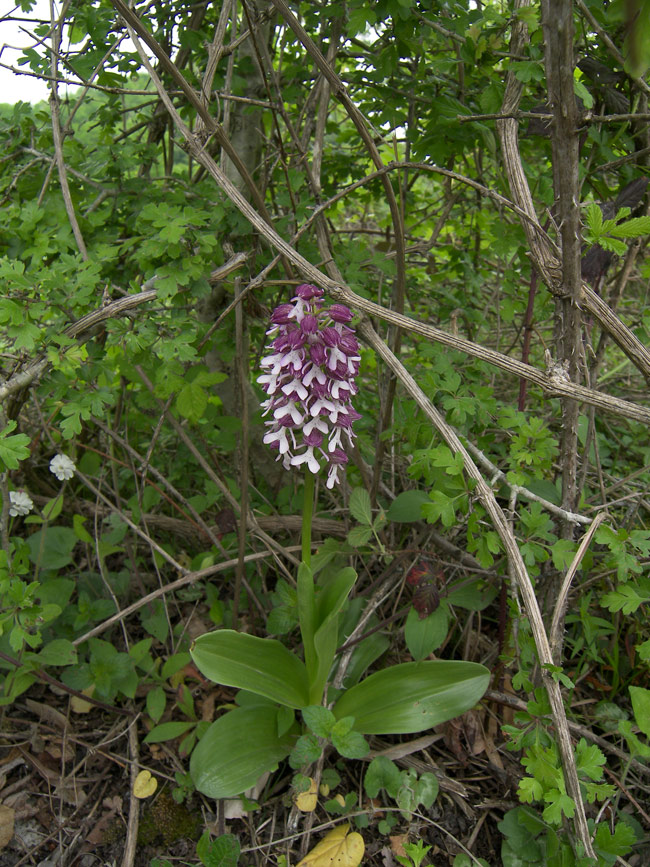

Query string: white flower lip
9 490 34 516
49 454 76 481
257 288 359 486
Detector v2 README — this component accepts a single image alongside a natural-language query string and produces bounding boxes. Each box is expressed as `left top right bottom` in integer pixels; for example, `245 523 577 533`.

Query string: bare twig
549 512 607 663
72 548 300 646
121 721 140 867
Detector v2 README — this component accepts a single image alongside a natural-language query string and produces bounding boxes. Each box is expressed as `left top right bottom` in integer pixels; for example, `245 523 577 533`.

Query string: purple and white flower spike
258 284 361 489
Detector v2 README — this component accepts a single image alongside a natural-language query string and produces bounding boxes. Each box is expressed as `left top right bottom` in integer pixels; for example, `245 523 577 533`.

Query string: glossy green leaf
311 567 357 703
332 660 490 734
191 630 309 709
404 606 449 661
190 706 296 798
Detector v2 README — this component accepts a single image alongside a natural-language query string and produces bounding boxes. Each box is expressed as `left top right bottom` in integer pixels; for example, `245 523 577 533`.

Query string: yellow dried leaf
295 777 318 812
333 793 345 807
0 804 14 850
70 685 96 714
319 783 330 797
297 823 364 867
133 769 158 799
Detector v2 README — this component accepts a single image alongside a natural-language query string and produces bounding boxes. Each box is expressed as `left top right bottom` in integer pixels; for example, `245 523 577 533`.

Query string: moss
138 792 201 847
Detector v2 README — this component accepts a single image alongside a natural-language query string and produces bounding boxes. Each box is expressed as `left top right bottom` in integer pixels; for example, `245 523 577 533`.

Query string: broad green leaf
311 567 357 703
146 686 166 724
332 660 489 734
629 686 650 738
331 726 368 759
144 721 196 743
593 821 637 861
339 631 390 688
302 705 335 737
364 755 402 799
176 382 207 423
41 495 64 522
349 488 372 526
404 606 448 661
37 639 77 666
386 489 429 522
191 706 296 798
196 831 241 867
191 630 310 708
27 526 77 569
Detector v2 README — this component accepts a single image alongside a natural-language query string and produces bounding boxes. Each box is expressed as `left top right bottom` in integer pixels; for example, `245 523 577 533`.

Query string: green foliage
2 1 650 862
364 755 439 821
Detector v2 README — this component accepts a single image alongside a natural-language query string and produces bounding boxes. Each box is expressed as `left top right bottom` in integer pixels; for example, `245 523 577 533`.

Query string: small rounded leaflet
133 769 158 799
297 822 364 867
295 777 318 812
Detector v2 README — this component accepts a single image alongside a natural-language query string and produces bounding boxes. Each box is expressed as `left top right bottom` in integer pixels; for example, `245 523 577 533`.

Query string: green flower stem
302 470 315 567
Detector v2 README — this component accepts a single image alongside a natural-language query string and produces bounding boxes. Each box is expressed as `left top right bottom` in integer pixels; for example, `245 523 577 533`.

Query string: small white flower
9 490 34 517
290 447 321 474
50 454 76 481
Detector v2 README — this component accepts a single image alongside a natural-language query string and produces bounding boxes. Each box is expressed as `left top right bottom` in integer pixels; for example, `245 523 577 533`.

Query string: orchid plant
188 286 489 799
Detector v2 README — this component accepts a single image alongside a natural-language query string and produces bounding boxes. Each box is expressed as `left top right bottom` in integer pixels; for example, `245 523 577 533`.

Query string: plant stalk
302 470 315 567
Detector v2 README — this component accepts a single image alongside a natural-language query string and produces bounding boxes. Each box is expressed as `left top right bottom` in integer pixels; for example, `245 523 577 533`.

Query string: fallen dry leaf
133 770 158 799
295 778 318 812
70 685 96 714
297 822 364 867
0 804 14 850
389 834 408 858
25 698 69 731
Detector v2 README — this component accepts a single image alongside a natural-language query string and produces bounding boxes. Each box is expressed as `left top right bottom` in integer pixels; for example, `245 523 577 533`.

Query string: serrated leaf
37 639 77 666
196 831 241 867
0 422 31 470
551 538 576 570
349 488 372 525
601 583 650 615
593 821 636 858
331 727 368 759
346 526 372 547
609 215 650 238
599 236 627 255
586 202 603 235
176 381 207 423
302 705 335 737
